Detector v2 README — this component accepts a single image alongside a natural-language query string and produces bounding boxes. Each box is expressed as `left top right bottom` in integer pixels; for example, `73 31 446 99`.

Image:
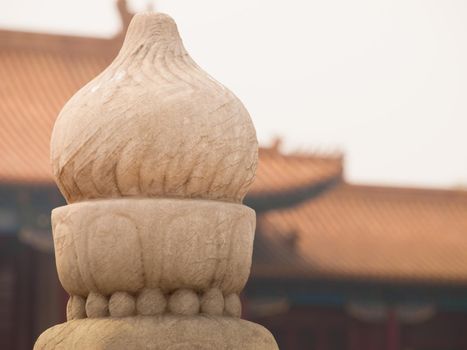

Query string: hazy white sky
1 0 467 188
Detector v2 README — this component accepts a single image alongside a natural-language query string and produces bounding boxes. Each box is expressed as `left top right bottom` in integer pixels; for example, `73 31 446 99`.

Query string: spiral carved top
50 13 258 204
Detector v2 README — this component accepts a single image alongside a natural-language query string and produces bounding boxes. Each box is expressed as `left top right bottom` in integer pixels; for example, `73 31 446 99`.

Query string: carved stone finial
51 13 257 204
35 12 278 349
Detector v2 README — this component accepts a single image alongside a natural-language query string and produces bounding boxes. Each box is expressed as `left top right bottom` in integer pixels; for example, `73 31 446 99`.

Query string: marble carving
34 12 278 349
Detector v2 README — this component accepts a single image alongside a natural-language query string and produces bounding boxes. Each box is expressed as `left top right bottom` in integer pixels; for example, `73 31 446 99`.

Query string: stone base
34 315 278 350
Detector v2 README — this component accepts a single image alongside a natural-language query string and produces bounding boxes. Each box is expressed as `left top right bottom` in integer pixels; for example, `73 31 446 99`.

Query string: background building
2 2 467 349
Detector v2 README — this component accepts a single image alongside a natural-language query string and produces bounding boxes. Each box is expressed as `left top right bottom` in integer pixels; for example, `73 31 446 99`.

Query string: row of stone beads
67 288 241 320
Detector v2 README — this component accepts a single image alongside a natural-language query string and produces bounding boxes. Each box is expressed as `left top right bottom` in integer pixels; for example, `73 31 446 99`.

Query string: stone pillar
34 12 278 350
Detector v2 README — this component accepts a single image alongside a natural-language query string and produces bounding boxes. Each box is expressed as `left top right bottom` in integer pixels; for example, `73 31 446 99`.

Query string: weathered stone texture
35 11 278 350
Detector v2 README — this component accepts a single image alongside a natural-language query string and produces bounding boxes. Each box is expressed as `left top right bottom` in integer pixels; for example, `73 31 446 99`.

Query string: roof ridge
341 182 467 198
0 0 136 55
0 29 121 56
259 146 344 162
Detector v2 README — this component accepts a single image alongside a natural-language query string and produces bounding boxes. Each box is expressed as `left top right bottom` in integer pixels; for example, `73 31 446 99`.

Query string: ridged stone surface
224 294 242 318
200 288 224 316
35 317 279 350
66 295 86 321
52 198 255 296
109 292 136 317
85 292 108 318
50 13 258 204
35 10 276 350
168 289 200 316
136 288 166 316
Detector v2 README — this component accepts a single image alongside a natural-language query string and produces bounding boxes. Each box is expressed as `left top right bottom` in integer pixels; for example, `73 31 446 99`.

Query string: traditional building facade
2 2 467 349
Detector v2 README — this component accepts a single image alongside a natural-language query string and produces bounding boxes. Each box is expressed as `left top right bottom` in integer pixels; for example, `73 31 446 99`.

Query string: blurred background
1 0 467 349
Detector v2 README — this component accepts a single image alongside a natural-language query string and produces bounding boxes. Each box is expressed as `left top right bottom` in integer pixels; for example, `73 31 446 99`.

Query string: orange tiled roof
253 183 467 285
0 29 341 197
0 30 117 184
4 21 467 285
251 147 343 197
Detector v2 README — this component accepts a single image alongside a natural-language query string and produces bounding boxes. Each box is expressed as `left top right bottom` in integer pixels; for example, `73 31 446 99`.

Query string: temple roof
0 30 114 184
2 13 467 286
251 146 343 198
0 26 341 199
253 183 467 285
